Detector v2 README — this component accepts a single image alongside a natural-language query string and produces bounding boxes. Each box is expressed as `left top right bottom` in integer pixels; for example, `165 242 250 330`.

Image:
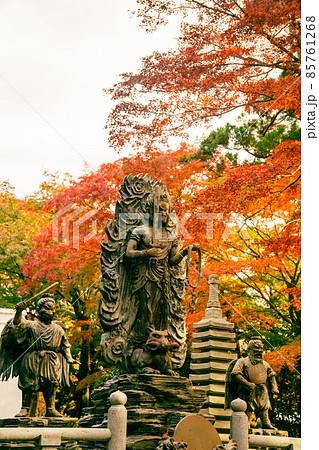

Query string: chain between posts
185 244 202 310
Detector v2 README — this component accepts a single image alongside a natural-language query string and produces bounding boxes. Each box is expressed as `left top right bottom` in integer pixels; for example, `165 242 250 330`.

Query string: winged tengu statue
0 289 77 418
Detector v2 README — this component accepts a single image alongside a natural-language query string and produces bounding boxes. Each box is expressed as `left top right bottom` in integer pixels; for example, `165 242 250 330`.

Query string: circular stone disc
173 414 222 450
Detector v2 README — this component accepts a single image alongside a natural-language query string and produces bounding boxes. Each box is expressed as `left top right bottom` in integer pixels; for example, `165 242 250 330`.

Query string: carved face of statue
37 299 56 324
248 340 263 364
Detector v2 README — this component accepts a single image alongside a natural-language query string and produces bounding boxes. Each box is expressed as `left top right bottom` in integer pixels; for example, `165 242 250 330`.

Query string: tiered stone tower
190 274 237 437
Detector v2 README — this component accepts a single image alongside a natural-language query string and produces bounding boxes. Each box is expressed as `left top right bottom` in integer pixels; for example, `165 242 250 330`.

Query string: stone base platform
0 417 79 449
0 417 78 428
79 374 210 449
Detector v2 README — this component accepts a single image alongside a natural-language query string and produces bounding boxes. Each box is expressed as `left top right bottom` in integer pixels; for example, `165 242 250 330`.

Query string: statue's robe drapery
1 319 70 391
127 225 187 357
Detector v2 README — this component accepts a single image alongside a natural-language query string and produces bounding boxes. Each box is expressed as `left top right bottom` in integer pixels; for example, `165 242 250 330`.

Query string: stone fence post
0 390 127 450
230 398 248 450
107 390 127 450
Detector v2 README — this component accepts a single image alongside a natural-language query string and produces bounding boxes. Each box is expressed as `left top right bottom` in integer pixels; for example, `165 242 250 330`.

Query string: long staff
15 282 59 309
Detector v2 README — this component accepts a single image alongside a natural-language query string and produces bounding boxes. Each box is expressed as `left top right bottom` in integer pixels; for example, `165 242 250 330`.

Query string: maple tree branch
186 0 242 19
261 110 285 136
277 218 301 239
200 248 222 262
235 273 293 325
233 55 287 71
273 175 301 195
284 262 301 288
290 260 301 286
241 219 271 241
224 240 261 259
147 98 273 134
244 174 300 223
231 0 247 17
266 272 289 285
265 33 299 62
272 23 290 39
232 145 269 159
231 228 263 258
277 267 291 286
288 294 300 326
285 254 301 276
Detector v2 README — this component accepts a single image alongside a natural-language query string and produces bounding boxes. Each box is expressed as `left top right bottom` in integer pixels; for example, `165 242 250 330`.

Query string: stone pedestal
190 274 237 436
79 374 207 449
0 417 79 449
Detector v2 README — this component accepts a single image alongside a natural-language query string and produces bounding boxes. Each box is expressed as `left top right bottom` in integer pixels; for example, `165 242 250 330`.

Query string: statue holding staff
0 284 77 418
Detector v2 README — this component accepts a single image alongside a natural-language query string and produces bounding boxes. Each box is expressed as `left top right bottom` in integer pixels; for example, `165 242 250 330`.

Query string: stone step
190 360 230 373
196 412 230 433
194 319 234 332
219 434 231 444
213 419 231 433
194 384 226 395
203 395 226 407
191 349 235 362
204 407 232 418
190 373 226 384
192 340 236 351
192 329 236 341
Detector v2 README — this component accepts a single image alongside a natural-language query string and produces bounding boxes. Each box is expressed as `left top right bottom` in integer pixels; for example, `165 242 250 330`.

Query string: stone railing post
107 390 127 450
230 398 248 450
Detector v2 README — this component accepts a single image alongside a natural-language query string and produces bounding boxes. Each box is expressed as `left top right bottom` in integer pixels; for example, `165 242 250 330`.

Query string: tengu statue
225 336 279 429
0 297 77 417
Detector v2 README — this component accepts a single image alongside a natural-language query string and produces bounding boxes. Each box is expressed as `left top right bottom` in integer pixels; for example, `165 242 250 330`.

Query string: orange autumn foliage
264 338 301 373
106 0 300 151
22 135 300 343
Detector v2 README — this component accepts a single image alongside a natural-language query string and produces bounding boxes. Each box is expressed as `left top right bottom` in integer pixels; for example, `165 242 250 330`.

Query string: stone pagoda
190 274 237 437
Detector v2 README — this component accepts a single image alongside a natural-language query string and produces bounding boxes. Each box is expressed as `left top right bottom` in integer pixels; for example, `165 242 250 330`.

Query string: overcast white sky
0 0 186 198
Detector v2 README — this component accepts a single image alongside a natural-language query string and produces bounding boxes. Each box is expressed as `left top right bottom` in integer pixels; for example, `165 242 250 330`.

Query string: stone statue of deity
225 336 279 429
0 297 77 417
98 174 199 374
